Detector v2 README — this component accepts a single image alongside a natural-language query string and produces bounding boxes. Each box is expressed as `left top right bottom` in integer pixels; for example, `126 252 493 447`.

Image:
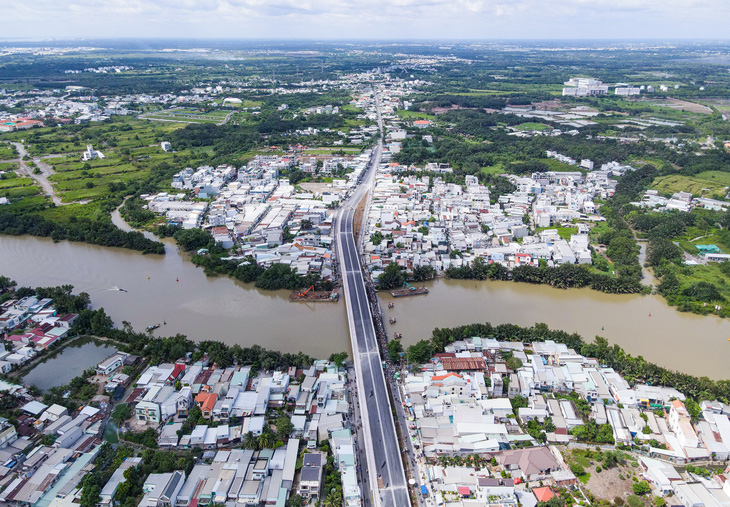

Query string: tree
275 415 294 440
242 432 259 450
257 427 275 450
406 340 434 364
173 228 212 251
288 494 304 507
543 417 556 433
506 356 523 371
329 352 348 368
633 480 651 495
0 276 16 292
79 484 101 507
377 262 406 290
111 403 132 425
570 462 585 476
387 340 403 363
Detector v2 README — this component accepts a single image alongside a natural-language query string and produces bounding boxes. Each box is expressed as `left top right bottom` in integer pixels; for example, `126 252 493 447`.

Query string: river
2 233 730 379
380 278 730 380
0 235 351 359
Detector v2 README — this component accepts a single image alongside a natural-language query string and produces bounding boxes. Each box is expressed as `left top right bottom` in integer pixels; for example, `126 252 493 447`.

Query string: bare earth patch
665 98 713 114
586 465 640 501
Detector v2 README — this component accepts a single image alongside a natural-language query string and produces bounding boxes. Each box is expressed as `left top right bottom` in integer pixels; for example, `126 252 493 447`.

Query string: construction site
389 282 429 298
289 285 340 302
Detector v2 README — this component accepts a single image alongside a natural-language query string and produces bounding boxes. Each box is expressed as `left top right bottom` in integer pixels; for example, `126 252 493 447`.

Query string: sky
1 0 729 41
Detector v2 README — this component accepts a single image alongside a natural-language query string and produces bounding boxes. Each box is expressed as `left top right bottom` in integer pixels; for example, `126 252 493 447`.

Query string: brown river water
2 232 729 379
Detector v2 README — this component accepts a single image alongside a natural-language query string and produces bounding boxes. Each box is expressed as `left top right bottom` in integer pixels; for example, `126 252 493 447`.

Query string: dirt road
8 141 64 205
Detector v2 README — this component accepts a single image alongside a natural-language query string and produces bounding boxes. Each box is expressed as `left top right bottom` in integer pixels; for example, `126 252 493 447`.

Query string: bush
570 462 585 476
633 481 651 495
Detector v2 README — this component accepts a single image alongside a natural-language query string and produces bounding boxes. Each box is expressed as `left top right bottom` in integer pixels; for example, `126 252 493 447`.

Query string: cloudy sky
1 0 728 40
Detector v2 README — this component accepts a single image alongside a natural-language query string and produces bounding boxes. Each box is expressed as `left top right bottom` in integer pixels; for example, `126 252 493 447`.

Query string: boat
146 324 160 332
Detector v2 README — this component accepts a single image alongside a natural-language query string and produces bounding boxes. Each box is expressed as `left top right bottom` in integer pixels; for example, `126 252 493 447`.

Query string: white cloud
0 0 727 39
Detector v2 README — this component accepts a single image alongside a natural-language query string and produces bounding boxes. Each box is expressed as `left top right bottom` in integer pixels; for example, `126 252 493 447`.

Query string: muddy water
2 231 729 379
0 235 350 358
379 278 730 380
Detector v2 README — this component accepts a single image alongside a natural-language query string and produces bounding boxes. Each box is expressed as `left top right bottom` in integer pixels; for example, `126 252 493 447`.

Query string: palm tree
242 431 258 450
257 429 274 450
322 491 343 507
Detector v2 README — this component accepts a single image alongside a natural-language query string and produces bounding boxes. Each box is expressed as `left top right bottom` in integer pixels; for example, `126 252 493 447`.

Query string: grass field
694 171 730 186
1 118 186 157
0 144 17 160
676 262 730 300
481 164 505 176
0 173 40 200
536 226 578 241
303 147 361 155
0 118 211 206
516 122 550 131
396 110 436 120
0 162 19 172
144 110 227 124
652 174 728 199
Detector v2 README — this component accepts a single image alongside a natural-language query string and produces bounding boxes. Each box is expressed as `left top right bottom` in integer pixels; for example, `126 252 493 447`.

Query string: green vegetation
516 122 550 131
652 174 727 199
409 321 730 402
630 207 730 315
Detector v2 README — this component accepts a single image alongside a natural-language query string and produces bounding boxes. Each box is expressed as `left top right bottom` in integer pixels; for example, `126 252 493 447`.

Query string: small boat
176 278 179 282
146 324 160 332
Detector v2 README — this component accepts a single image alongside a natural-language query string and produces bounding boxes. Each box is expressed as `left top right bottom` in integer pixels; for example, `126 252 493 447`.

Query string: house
195 392 218 419
97 352 127 377
498 447 560 481
99 457 142 506
299 453 324 500
135 400 161 424
532 487 554 503
669 400 699 449
139 471 186 507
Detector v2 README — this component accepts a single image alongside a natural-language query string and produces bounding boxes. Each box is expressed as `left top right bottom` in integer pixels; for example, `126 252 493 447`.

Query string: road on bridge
335 88 411 507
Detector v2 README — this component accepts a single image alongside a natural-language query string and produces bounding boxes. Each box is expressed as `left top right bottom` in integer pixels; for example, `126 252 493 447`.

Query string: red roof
457 486 470 496
169 364 185 381
432 372 462 381
533 487 554 502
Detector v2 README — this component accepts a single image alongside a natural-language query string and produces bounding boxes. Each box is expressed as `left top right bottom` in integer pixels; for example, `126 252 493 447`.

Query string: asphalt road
335 89 410 507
